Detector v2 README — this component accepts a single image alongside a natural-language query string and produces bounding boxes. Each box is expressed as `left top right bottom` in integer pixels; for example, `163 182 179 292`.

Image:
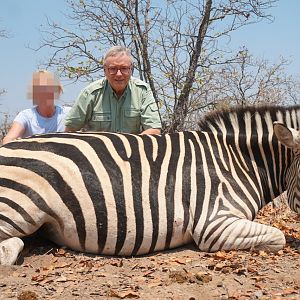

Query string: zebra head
274 122 300 214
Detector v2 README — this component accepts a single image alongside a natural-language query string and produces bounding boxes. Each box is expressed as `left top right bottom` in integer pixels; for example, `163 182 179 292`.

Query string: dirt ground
0 195 299 300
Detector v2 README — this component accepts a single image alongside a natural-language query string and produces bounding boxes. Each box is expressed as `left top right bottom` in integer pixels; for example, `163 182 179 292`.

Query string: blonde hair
27 70 63 100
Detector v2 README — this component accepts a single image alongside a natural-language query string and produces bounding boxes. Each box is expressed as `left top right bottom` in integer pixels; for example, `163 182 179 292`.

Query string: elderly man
65 46 161 135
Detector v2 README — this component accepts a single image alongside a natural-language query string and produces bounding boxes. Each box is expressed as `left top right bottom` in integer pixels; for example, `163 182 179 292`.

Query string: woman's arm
2 122 25 145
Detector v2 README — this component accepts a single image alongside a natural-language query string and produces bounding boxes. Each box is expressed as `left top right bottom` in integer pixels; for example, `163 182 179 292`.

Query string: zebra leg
196 218 286 252
0 237 24 265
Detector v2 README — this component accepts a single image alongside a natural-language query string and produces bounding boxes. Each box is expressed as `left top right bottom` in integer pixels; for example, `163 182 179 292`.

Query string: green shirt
65 77 161 133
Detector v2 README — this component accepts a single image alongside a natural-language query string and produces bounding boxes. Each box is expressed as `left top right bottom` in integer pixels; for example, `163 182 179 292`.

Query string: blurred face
30 72 61 106
104 53 133 97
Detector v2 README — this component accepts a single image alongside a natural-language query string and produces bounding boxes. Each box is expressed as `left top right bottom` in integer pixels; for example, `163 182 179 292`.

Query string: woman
2 70 71 145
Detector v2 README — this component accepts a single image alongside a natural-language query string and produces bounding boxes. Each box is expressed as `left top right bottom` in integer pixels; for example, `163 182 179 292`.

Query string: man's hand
64 126 77 132
140 128 161 135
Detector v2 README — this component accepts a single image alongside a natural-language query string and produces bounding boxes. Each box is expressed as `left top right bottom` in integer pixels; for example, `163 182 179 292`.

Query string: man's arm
64 84 96 132
140 85 162 134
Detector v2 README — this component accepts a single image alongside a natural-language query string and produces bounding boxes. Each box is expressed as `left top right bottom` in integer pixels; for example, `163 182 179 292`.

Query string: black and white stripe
0 105 299 264
273 121 300 215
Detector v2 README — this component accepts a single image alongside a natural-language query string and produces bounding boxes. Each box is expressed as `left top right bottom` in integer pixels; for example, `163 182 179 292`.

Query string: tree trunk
168 0 212 133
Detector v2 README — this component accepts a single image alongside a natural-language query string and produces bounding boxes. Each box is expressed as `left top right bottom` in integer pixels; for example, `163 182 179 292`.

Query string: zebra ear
273 122 300 149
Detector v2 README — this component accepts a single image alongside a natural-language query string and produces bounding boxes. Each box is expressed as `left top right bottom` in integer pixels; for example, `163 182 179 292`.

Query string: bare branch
33 0 298 132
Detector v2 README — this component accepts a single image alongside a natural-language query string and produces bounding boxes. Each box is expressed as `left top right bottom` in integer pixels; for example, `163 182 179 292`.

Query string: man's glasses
105 66 132 75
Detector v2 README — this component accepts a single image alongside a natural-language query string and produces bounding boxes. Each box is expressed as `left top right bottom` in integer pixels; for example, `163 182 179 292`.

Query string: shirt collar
106 79 129 100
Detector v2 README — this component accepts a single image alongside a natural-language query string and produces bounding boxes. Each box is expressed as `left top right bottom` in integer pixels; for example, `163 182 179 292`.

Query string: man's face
104 54 132 97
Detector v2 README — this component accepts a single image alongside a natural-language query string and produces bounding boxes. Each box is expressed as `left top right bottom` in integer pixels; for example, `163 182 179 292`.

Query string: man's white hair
103 46 134 65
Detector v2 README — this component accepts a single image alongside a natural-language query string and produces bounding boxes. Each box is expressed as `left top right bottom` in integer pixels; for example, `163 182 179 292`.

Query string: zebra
0 105 299 265
273 121 300 215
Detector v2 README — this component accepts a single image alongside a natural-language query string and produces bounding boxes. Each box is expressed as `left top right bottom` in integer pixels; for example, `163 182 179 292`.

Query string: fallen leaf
108 289 140 299
31 274 48 282
258 251 268 257
282 288 299 296
55 275 68 282
254 282 267 289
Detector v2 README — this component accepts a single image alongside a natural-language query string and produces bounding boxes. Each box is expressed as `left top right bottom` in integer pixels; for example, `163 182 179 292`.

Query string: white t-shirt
14 106 72 138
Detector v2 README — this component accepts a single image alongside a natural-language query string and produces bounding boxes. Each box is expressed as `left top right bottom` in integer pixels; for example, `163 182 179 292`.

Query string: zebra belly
42 220 192 256
53 215 193 256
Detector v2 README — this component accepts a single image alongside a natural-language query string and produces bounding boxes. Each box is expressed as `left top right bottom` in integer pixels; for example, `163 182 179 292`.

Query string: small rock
18 290 39 300
169 270 188 283
254 290 263 299
195 272 212 283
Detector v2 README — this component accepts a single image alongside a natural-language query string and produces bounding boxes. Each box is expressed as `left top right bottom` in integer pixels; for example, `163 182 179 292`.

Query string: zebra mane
197 104 300 135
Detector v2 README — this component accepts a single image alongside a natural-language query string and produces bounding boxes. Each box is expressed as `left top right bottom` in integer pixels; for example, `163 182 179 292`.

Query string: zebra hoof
0 237 24 265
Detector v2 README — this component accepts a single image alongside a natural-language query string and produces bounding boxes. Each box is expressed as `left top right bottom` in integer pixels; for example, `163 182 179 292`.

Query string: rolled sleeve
14 111 28 129
140 88 162 130
64 89 93 130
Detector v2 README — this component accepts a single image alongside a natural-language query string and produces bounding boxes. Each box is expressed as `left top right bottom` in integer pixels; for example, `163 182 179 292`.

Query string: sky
0 0 300 122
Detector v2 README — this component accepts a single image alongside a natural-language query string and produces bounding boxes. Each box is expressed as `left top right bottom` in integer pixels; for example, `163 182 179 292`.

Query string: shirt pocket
89 112 112 131
149 103 159 112
123 109 141 133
